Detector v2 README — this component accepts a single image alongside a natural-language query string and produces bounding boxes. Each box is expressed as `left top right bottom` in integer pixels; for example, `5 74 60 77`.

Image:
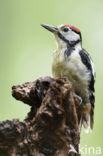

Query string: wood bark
0 77 81 156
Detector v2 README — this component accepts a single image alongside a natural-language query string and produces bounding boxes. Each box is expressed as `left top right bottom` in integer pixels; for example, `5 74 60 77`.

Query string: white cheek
63 31 80 41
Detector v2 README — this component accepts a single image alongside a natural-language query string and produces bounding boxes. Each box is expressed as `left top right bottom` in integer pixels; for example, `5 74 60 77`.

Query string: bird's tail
82 113 92 133
79 104 94 133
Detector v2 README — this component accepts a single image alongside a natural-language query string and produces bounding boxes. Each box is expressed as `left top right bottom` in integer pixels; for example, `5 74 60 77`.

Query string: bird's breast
52 49 91 96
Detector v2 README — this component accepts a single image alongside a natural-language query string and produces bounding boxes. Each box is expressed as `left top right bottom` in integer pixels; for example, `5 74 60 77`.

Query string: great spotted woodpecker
41 24 95 133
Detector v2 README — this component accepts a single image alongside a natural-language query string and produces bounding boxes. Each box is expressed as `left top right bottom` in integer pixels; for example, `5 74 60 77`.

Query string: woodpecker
41 24 95 133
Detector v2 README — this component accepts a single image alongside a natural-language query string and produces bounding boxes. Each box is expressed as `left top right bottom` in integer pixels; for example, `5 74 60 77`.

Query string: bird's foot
74 93 82 105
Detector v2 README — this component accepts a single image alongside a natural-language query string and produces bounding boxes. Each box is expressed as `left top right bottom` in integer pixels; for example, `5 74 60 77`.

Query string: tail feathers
83 118 92 134
90 104 94 129
78 102 94 133
79 113 93 133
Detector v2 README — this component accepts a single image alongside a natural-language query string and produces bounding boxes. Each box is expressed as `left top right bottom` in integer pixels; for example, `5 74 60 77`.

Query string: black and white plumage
41 24 95 133
79 49 95 130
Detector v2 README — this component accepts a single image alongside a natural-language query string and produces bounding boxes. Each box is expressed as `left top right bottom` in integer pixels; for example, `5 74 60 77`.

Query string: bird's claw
74 93 82 105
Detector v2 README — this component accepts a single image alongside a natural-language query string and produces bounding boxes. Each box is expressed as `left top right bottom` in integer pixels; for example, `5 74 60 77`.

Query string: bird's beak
41 24 58 33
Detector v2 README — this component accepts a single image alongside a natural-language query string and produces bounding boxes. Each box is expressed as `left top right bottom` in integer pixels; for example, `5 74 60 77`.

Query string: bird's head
41 24 82 48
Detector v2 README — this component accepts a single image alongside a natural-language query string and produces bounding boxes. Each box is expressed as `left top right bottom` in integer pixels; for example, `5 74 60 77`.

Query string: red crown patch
64 24 80 33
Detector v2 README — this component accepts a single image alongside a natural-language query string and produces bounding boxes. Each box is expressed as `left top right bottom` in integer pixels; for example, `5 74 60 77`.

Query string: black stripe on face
57 32 69 44
57 31 81 47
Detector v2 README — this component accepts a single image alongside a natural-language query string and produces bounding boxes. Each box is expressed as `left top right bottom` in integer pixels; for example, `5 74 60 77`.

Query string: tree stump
0 77 81 156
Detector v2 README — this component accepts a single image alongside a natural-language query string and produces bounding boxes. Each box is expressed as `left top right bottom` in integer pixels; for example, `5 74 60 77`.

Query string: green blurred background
0 0 103 155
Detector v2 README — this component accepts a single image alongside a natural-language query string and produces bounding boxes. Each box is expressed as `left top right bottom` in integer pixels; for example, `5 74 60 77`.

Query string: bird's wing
79 49 95 129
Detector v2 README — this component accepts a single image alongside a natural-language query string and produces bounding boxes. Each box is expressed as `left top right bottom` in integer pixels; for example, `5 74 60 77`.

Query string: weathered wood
0 77 80 156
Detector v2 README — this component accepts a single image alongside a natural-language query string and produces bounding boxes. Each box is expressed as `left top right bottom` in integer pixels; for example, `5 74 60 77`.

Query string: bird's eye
62 27 69 32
